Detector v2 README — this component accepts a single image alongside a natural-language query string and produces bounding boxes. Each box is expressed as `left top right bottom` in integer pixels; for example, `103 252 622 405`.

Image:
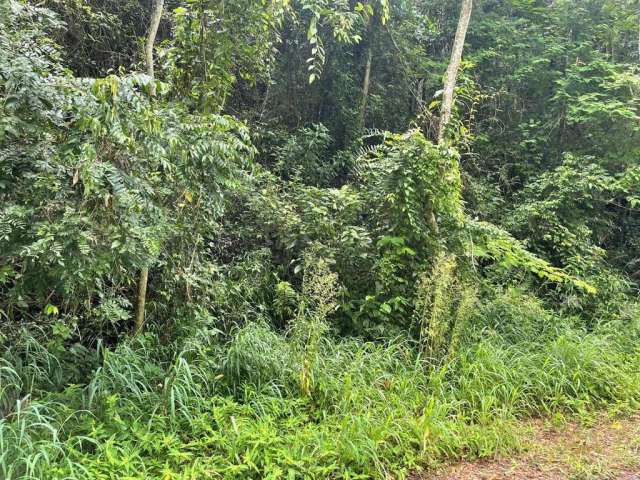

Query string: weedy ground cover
2 302 638 479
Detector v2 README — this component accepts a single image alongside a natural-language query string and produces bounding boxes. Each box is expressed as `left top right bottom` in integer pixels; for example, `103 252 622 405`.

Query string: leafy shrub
275 124 336 186
1 4 255 340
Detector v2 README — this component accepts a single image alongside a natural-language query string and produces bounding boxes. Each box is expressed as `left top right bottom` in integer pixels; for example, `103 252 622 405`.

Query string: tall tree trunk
358 42 373 132
135 0 163 335
438 0 473 143
427 0 473 234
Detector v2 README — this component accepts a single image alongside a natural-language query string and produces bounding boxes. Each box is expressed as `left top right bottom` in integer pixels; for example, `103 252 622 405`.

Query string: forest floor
415 413 640 480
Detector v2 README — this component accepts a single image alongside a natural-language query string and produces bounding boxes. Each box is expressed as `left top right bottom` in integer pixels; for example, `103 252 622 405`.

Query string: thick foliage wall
1 1 640 478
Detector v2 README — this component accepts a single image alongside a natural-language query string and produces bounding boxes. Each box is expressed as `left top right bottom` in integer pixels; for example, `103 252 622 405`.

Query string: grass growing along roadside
1 295 639 479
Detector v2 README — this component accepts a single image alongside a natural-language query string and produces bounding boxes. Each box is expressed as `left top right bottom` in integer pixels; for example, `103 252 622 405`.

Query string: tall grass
1 292 639 478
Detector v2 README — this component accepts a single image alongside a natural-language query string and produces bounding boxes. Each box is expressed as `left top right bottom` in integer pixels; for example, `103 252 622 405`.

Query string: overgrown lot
2 0 639 478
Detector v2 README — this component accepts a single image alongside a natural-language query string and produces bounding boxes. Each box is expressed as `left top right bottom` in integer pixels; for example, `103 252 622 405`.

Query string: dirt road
414 414 640 480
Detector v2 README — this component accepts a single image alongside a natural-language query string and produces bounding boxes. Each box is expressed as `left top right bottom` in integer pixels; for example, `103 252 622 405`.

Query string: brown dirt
413 414 640 480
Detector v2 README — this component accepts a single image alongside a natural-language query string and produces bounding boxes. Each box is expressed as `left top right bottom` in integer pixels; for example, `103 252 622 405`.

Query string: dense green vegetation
1 0 639 478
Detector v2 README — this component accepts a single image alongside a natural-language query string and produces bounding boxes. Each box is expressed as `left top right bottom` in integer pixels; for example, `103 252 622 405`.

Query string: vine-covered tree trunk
427 0 473 234
438 0 473 143
135 0 163 335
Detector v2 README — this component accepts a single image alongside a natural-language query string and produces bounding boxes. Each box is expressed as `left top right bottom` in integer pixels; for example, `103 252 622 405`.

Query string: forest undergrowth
2 286 639 479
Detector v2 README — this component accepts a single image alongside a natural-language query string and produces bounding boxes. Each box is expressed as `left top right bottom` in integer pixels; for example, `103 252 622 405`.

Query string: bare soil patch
414 414 640 480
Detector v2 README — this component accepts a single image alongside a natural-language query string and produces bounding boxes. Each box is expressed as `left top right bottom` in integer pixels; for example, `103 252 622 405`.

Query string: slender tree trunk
134 268 149 335
438 0 473 143
135 0 163 335
359 42 373 132
199 1 208 110
416 77 425 114
145 0 164 95
427 0 473 234
259 82 271 121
